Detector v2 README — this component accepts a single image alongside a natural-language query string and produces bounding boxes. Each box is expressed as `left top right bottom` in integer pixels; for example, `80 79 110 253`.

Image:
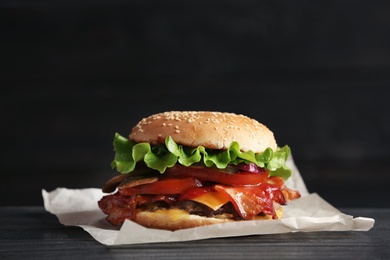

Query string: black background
1 0 390 207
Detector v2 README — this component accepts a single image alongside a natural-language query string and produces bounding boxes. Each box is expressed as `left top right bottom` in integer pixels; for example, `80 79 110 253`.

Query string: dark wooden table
1 207 389 259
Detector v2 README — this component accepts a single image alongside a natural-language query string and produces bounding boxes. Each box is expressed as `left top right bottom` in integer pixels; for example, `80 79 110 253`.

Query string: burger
98 111 301 231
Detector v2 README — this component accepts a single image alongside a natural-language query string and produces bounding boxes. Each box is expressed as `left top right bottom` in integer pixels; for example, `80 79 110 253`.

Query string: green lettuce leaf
111 133 292 180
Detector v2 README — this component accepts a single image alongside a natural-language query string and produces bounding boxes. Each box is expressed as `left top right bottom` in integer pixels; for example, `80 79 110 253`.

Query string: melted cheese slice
191 191 230 211
152 208 189 221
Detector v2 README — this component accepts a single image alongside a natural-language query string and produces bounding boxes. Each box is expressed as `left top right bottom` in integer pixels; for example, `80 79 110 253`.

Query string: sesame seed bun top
129 111 277 153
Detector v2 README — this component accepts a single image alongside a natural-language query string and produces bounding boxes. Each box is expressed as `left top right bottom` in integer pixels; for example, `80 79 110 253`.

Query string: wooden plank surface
1 207 389 259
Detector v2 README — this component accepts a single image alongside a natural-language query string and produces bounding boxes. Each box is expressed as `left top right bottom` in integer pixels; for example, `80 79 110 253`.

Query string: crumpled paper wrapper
42 156 374 245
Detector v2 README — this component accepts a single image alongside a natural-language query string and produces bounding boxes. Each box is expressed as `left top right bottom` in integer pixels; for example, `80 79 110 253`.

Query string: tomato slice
118 177 202 196
177 186 214 201
165 165 268 186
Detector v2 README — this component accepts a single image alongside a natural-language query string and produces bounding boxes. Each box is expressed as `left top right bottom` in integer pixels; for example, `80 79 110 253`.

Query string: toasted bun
130 111 277 153
133 207 283 231
134 209 233 231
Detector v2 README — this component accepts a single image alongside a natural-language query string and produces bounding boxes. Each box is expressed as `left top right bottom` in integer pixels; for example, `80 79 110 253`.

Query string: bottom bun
133 207 283 231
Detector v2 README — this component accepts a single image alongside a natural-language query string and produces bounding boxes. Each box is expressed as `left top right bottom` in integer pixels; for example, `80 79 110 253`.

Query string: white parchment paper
42 156 374 245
